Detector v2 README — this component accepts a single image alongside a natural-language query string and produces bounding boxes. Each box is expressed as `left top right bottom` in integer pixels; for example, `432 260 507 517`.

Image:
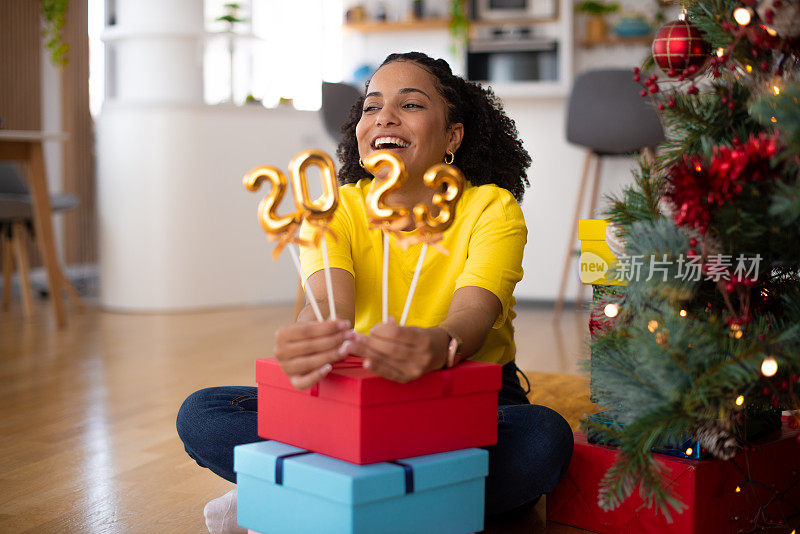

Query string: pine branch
656 82 761 170
686 0 738 49
750 83 800 157
602 159 663 232
769 179 800 226
597 407 692 520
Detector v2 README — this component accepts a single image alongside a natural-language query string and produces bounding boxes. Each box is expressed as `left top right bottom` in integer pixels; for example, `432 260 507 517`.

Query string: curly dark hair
336 52 531 202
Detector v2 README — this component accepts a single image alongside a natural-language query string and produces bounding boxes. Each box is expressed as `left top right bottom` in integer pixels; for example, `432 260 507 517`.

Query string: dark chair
321 81 362 144
1 161 80 316
554 69 665 317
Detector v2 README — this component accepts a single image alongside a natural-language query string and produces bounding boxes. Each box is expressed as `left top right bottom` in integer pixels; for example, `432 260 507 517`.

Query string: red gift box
547 423 800 533
256 357 501 465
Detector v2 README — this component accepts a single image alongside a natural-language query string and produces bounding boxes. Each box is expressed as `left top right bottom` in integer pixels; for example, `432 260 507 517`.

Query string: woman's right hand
273 319 353 390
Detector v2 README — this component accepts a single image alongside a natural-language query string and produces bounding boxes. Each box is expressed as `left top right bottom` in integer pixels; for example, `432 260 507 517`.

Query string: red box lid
256 357 501 406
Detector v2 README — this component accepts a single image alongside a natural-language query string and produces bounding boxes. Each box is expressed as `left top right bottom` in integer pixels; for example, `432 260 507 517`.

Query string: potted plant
41 0 69 66
575 1 620 44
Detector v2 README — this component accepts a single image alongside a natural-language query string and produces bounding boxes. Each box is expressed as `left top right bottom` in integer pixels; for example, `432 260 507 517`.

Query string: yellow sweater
300 179 527 366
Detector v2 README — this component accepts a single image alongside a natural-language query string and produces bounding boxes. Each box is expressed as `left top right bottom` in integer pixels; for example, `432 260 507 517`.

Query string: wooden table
0 130 71 328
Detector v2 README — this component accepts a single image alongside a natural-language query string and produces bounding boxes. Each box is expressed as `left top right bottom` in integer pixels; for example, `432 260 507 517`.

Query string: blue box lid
234 441 488 505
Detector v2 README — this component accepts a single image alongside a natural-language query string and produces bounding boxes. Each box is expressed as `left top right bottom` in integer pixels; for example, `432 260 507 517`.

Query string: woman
178 51 573 534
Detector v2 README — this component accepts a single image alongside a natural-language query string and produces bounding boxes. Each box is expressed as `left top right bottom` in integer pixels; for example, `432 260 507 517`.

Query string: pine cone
694 421 739 460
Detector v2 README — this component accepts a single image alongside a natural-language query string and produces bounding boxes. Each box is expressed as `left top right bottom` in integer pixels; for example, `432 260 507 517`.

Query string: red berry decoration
652 18 711 78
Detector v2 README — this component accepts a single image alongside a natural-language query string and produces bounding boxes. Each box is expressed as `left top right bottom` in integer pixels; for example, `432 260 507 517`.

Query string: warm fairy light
685 447 693 456
773 86 781 96
771 116 778 123
730 323 743 339
735 485 742 493
655 332 668 346
763 24 778 36
604 303 620 318
735 395 744 406
733 7 752 26
647 320 659 332
761 356 778 377
695 165 703 172
680 309 688 317
745 64 753 73
761 288 770 297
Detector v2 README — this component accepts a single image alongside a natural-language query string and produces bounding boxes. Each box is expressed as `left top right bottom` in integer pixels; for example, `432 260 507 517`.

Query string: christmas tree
584 0 800 523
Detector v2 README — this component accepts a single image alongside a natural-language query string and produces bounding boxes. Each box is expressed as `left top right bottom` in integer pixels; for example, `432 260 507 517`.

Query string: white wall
39 23 75 264
97 103 337 311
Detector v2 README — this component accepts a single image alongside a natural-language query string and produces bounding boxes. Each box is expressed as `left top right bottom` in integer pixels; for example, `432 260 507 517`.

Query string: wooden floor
0 299 592 533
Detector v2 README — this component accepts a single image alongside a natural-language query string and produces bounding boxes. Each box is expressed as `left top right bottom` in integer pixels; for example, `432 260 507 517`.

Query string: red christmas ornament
652 18 711 77
664 132 781 231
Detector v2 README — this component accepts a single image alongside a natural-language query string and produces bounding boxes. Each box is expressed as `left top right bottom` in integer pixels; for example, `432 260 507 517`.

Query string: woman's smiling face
356 60 463 182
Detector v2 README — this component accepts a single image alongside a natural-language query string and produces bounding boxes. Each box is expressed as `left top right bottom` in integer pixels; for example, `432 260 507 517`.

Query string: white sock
203 488 246 534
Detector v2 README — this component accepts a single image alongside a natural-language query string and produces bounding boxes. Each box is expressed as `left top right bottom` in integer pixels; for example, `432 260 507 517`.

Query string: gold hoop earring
359 158 365 169
445 151 455 164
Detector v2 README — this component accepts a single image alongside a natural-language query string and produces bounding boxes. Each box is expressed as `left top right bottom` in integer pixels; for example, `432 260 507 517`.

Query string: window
204 0 344 110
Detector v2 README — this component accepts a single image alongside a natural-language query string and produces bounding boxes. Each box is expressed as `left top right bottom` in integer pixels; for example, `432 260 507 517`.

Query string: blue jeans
176 362 573 515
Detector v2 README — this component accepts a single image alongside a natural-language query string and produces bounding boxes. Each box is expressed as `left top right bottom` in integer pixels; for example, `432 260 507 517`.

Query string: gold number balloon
412 163 465 234
243 166 301 236
363 151 409 222
289 150 339 222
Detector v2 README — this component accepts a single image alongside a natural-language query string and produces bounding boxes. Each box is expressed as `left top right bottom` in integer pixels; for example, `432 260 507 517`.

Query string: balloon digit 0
289 150 339 222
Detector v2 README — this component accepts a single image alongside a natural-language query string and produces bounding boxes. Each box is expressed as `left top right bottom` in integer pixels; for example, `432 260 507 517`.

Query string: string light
773 86 781 96
680 309 688 317
716 47 725 57
761 288 770 297
735 395 744 406
735 485 742 493
745 65 753 73
761 356 778 377
730 323 743 339
695 164 703 172
685 447 693 456
733 7 752 26
655 331 668 346
604 303 620 318
771 116 778 123
648 320 659 333
762 24 777 37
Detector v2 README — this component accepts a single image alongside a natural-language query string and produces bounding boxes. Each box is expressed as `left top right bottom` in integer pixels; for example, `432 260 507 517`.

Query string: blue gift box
235 440 488 534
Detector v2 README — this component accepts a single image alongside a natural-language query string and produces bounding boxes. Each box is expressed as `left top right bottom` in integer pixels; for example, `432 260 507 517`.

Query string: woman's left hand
342 319 449 383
